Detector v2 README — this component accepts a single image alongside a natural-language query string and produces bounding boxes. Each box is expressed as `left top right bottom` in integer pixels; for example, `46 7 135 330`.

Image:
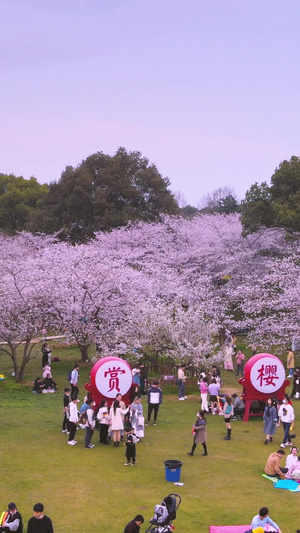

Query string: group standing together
61 366 163 459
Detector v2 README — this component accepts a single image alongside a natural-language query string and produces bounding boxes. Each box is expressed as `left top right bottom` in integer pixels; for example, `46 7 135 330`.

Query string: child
42 364 52 379
124 433 136 466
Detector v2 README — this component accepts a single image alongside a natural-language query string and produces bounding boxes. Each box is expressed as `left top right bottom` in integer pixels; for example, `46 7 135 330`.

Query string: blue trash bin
164 460 183 482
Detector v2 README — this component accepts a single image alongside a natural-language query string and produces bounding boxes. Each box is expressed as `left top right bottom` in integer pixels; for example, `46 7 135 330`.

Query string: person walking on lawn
146 379 162 425
278 397 295 447
187 410 208 456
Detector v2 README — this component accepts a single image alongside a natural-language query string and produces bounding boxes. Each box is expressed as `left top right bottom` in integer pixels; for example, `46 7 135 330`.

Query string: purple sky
1 0 300 206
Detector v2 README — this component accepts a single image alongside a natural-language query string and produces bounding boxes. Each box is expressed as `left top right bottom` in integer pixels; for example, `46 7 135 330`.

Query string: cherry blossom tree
45 242 148 361
229 243 300 353
0 233 55 381
1 214 299 381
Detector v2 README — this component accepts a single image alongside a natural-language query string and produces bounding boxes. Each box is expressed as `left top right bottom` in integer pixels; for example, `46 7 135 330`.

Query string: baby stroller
145 493 182 533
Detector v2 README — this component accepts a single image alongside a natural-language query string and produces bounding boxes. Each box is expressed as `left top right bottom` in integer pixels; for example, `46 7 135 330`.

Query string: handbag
138 415 145 426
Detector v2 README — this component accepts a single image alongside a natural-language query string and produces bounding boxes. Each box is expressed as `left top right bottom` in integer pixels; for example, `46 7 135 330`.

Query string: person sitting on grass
285 445 299 470
250 507 282 533
33 378 45 394
232 393 245 420
42 373 57 393
286 454 300 482
264 449 288 478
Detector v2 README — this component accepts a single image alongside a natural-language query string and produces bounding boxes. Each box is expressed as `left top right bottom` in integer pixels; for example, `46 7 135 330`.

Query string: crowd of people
26 341 300 532
60 364 163 456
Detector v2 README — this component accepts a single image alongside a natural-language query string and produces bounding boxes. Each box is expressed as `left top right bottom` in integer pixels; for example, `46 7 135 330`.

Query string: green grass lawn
0 345 299 533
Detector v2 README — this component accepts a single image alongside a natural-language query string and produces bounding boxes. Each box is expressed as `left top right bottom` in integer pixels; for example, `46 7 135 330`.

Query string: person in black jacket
41 344 51 368
33 378 45 394
0 502 23 533
146 380 162 426
124 515 144 533
124 433 136 466
27 503 53 533
62 388 71 433
291 367 300 399
138 363 148 394
42 374 57 393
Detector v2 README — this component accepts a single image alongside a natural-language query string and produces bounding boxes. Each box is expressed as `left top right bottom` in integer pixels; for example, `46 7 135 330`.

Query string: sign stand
238 353 290 421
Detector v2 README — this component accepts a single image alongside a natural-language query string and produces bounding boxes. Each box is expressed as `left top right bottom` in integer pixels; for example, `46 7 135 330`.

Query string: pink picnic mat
209 526 251 533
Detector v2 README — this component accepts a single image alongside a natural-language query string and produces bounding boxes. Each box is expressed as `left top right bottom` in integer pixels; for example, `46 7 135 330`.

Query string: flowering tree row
0 214 299 381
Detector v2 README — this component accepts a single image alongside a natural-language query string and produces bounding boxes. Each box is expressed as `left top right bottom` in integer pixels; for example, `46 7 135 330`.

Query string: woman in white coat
109 400 128 447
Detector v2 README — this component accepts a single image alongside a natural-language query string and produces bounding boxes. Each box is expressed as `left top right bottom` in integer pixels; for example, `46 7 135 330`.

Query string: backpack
67 370 72 382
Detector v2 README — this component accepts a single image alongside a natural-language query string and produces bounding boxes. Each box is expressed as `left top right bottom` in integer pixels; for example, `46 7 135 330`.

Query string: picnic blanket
262 474 300 491
274 479 299 490
209 526 251 533
262 473 278 483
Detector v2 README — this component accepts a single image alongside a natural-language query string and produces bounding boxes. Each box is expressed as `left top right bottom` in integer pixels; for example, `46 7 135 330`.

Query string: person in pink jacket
200 377 209 412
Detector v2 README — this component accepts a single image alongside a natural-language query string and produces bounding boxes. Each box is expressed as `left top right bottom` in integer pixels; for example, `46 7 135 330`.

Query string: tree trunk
1 339 37 383
11 347 19 380
78 343 90 361
16 365 25 382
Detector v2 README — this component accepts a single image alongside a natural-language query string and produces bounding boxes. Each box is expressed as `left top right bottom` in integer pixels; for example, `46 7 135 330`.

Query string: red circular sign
244 353 285 394
86 356 133 405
